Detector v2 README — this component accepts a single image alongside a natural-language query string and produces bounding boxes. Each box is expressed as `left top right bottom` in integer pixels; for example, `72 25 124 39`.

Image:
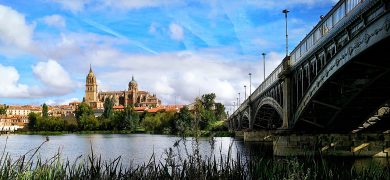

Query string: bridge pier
280 56 292 129
273 133 390 157
243 130 274 142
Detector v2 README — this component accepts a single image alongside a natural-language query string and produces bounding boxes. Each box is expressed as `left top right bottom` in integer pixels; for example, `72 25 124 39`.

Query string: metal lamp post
238 93 241 105
244 85 247 100
249 73 252 95
262 53 266 82
282 9 290 56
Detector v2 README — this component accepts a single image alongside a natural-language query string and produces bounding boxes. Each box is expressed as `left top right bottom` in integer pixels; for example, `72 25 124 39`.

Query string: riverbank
11 129 233 137
1 142 388 179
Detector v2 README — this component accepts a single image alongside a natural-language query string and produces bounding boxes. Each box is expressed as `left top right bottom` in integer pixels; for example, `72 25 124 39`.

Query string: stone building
84 66 161 109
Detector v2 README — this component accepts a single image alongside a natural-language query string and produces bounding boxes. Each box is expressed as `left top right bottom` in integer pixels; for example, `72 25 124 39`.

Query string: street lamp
244 85 247 100
262 52 266 82
236 98 239 109
238 93 241 105
282 9 290 56
248 73 252 95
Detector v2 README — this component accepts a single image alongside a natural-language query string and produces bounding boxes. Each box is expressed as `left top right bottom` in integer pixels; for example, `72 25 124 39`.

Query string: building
112 105 184 114
6 106 32 116
84 66 161 109
0 115 28 132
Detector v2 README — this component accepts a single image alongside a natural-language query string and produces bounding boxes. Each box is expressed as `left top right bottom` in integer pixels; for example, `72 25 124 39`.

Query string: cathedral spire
89 64 92 73
132 75 134 81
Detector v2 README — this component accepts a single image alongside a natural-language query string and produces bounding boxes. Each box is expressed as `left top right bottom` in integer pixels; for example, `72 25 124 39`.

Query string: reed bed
0 136 389 179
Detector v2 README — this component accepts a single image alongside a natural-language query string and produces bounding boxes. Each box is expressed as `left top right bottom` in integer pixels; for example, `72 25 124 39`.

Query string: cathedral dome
128 76 138 91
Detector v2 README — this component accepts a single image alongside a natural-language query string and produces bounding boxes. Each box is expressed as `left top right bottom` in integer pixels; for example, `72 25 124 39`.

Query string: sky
0 0 338 110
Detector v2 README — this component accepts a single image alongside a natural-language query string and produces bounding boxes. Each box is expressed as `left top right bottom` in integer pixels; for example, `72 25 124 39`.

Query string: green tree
201 93 216 110
102 97 114 119
142 114 161 132
42 103 49 118
75 103 93 120
28 112 39 130
174 106 193 134
123 105 139 130
0 105 8 115
79 114 99 130
75 103 96 130
64 115 78 131
214 103 226 121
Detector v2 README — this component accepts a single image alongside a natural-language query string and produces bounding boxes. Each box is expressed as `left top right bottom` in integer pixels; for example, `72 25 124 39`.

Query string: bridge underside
253 104 283 130
296 36 390 132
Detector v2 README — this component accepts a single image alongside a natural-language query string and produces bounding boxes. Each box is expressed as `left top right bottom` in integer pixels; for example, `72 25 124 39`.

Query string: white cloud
32 60 74 91
0 5 33 48
74 47 284 105
169 23 184 41
0 64 30 98
42 14 66 28
49 0 88 13
45 97 79 105
45 99 56 105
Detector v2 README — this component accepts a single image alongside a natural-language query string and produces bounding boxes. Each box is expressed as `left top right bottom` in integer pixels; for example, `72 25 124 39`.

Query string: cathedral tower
85 65 98 106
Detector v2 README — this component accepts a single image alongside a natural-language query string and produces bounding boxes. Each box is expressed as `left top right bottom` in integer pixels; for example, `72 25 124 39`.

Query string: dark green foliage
28 112 38 129
214 103 226 120
201 93 216 110
0 105 7 115
75 102 94 120
42 103 48 118
173 106 193 134
102 97 114 119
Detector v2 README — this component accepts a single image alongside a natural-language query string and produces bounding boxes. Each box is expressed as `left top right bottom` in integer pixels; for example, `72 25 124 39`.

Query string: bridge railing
230 0 368 118
232 63 283 117
290 0 365 65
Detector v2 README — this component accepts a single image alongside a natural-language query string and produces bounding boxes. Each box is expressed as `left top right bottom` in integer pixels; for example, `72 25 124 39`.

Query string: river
0 134 244 166
0 134 388 169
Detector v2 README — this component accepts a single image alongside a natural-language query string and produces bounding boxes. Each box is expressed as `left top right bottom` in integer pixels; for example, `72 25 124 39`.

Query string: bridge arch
240 112 250 130
253 97 283 130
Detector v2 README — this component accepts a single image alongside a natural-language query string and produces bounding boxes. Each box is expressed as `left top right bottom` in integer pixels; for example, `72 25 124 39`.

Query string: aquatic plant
0 136 389 179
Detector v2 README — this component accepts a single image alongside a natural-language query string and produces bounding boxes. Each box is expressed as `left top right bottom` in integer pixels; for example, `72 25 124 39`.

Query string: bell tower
85 65 98 105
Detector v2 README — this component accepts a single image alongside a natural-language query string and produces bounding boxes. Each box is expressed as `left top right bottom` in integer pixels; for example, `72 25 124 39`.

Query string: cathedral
84 66 161 109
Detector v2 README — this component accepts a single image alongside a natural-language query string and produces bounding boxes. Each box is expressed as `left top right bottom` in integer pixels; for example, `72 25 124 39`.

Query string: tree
123 105 139 130
28 112 39 130
174 106 193 134
0 105 8 115
214 103 226 121
42 103 49 118
201 93 216 110
75 103 95 130
102 97 114 119
79 114 99 130
75 102 93 120
142 114 161 132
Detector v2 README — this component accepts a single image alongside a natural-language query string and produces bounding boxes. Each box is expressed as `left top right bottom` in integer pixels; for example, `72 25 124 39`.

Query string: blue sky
0 0 337 108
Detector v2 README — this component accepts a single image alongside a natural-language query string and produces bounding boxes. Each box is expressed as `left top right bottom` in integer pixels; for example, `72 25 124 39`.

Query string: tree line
27 93 227 134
